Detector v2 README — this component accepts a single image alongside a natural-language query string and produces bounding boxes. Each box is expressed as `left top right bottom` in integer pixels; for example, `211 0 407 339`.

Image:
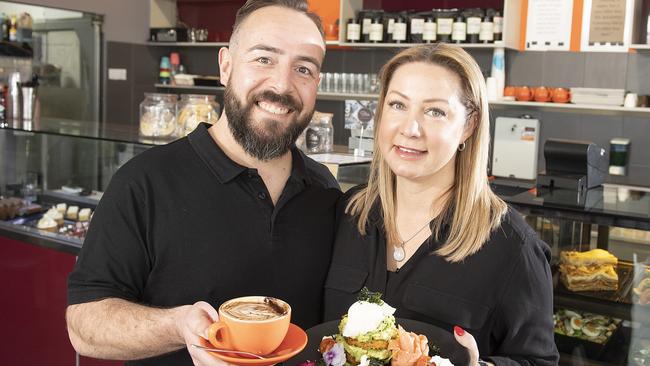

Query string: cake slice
559 249 619 292
66 205 79 220
78 208 92 222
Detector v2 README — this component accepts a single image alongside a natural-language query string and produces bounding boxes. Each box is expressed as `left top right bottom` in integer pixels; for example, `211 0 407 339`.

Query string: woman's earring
458 142 466 151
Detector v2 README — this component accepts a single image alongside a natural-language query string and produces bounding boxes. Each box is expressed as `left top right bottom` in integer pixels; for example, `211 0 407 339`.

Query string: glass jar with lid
176 94 220 136
139 93 178 138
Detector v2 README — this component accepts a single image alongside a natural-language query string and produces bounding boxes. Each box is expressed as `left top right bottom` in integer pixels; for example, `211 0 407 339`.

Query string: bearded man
65 1 340 365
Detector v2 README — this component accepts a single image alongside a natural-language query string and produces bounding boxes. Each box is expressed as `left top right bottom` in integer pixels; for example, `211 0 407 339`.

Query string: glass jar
139 93 177 138
176 94 220 136
305 113 334 153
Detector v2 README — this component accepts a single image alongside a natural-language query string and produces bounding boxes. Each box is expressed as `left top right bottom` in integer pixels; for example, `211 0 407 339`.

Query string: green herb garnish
368 357 385 366
429 343 441 356
358 287 384 304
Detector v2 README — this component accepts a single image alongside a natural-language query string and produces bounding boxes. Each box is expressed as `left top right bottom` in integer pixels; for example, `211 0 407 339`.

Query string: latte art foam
222 301 286 321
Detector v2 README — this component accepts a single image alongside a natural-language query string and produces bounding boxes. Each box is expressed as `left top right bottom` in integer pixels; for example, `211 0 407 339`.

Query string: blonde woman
323 44 558 366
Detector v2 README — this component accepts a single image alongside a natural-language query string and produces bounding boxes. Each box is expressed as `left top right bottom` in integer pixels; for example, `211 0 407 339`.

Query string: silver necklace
393 220 431 262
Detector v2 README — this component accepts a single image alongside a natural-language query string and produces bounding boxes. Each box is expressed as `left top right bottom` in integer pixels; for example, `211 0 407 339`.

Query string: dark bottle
392 15 407 43
408 13 424 43
359 10 380 43
493 10 503 41
346 18 361 43
451 15 467 44
479 14 494 43
422 16 437 43
465 9 482 44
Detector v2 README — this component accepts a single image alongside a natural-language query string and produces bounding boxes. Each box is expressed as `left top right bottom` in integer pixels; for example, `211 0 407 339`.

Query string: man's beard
224 85 313 161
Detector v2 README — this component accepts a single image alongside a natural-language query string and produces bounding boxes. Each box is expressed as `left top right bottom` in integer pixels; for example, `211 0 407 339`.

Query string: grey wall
503 50 650 186
19 0 149 43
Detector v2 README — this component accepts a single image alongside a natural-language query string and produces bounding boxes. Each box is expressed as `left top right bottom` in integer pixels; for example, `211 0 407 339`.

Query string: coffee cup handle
208 321 231 349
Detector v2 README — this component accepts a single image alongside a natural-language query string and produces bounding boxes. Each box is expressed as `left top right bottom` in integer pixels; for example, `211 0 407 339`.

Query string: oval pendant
393 246 406 262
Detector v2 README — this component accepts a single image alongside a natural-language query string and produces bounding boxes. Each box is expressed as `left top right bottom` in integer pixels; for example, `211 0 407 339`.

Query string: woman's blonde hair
347 44 508 263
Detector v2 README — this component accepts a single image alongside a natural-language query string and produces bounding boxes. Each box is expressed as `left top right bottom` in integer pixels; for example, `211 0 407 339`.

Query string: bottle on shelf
9 14 17 42
493 10 503 41
408 12 425 43
169 52 181 83
465 9 483 44
369 17 384 43
452 14 467 44
0 13 7 41
346 18 361 43
435 9 454 43
392 15 407 43
359 9 382 43
480 14 494 43
422 16 437 44
490 47 505 99
383 12 397 43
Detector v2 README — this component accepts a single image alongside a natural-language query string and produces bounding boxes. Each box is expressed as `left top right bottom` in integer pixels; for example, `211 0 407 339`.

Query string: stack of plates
570 88 625 106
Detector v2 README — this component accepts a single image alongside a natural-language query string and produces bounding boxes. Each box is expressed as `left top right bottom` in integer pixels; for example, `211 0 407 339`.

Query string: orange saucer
208 323 307 366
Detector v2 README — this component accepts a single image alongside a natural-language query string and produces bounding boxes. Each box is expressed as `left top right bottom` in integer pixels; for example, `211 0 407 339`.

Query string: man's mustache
252 90 301 112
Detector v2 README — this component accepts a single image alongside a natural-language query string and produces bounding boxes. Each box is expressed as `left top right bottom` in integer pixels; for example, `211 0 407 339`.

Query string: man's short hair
231 0 324 45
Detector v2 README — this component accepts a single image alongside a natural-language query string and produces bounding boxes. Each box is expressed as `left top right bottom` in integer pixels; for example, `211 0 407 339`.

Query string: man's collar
188 122 311 186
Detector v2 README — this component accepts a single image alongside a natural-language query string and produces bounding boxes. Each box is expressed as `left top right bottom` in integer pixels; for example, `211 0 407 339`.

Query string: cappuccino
222 299 287 321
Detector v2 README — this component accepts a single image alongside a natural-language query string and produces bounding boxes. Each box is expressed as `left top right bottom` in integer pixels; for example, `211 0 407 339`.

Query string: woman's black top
323 188 559 366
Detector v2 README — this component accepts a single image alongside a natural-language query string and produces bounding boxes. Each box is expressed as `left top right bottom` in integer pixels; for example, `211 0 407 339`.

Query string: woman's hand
453 326 483 366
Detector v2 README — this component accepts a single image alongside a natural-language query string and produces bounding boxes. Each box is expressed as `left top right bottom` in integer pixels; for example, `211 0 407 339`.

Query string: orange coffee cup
515 86 534 101
208 296 291 355
551 87 571 103
533 86 551 102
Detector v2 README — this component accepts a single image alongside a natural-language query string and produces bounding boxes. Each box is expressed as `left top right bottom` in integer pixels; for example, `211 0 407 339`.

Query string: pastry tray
553 262 636 304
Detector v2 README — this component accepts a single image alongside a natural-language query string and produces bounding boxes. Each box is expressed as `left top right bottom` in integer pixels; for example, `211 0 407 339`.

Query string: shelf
154 84 224 92
151 84 650 116
490 100 650 117
336 41 509 49
147 41 228 47
147 40 509 50
317 91 378 101
630 44 650 50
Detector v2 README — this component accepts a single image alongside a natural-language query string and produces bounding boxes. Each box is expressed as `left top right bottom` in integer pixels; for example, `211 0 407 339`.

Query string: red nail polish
454 326 465 336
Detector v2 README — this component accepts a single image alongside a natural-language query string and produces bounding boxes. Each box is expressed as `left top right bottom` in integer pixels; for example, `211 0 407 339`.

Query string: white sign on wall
525 0 573 51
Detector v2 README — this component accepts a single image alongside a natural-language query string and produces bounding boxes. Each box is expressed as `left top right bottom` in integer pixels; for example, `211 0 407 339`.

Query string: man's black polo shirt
68 123 341 366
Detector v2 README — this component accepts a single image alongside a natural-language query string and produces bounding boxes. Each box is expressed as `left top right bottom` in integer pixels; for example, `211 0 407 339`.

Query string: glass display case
0 119 370 252
498 185 650 366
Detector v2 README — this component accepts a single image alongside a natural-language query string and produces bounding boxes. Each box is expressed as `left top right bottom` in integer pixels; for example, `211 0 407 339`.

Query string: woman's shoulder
489 205 552 263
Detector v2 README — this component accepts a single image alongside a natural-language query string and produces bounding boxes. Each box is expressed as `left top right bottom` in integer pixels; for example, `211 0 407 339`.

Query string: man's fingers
194 301 219 322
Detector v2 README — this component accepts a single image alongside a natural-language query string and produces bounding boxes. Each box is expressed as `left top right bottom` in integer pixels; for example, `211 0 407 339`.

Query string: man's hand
175 301 231 365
